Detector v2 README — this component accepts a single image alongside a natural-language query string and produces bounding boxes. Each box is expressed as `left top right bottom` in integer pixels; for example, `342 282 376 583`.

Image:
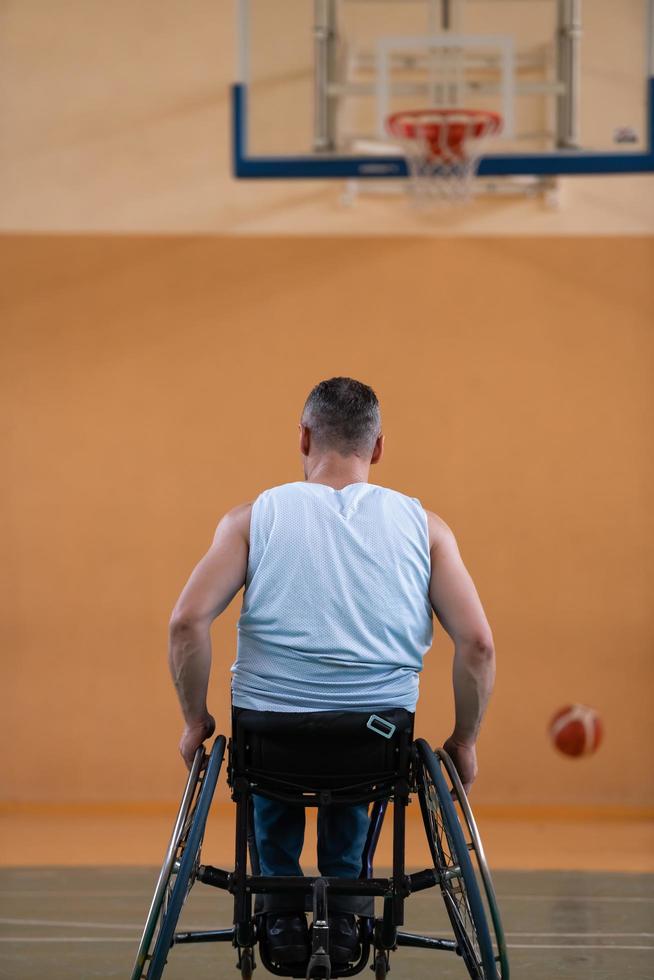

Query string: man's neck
305 459 370 491
307 478 368 490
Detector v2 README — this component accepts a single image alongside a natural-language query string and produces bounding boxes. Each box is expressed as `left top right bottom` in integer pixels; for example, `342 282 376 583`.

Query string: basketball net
386 109 502 206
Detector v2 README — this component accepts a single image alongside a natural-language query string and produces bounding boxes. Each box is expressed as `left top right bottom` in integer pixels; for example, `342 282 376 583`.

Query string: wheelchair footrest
395 931 457 952
173 928 235 945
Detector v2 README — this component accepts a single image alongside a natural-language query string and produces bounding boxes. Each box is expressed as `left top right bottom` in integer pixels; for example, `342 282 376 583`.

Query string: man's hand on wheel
443 735 478 795
179 714 216 770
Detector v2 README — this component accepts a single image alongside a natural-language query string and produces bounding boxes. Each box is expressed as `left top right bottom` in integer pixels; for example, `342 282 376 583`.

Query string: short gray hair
301 377 381 457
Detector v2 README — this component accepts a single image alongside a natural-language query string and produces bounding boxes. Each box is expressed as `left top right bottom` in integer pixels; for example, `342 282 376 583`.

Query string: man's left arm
169 502 251 767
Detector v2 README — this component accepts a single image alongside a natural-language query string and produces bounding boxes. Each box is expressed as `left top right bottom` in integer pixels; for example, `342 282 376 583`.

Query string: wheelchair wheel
373 949 389 980
130 736 227 980
436 748 509 980
239 946 255 980
130 746 205 980
415 739 497 980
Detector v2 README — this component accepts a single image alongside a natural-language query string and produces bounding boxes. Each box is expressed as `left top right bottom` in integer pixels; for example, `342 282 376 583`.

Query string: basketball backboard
233 0 654 178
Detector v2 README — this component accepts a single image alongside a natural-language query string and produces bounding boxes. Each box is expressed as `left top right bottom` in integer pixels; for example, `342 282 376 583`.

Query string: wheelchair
131 708 509 980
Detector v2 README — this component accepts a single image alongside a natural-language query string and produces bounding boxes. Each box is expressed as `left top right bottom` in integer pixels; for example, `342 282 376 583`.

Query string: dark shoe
328 913 361 965
264 912 310 964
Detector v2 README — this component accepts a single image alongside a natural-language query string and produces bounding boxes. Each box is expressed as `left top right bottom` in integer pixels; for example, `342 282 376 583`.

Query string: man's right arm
425 510 496 793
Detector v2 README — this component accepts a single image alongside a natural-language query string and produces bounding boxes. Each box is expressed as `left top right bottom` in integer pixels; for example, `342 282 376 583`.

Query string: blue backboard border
233 78 654 178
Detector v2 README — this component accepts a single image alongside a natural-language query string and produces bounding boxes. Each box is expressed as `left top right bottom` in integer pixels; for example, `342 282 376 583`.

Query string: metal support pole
556 0 581 148
307 879 332 978
314 0 339 151
391 784 409 927
233 785 254 947
428 1 464 106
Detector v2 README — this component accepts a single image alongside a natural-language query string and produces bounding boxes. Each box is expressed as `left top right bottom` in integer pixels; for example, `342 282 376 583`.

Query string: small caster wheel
239 947 255 980
373 951 389 979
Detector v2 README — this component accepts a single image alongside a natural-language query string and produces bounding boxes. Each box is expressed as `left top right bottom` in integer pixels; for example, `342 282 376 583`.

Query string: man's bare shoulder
423 509 456 552
215 501 254 545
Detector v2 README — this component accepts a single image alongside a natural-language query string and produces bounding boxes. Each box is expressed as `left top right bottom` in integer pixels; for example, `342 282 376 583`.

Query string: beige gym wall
2 234 653 809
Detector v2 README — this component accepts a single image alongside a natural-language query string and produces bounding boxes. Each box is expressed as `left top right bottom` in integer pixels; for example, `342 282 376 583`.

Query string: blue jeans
252 794 372 914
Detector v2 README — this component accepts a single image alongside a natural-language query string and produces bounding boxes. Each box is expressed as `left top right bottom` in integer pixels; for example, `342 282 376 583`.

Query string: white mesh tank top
231 481 433 712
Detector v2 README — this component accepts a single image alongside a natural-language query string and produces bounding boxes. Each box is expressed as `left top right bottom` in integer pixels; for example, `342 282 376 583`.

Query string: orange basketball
548 704 603 757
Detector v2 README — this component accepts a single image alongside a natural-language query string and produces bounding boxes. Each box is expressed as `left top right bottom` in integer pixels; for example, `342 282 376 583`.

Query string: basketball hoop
386 108 503 205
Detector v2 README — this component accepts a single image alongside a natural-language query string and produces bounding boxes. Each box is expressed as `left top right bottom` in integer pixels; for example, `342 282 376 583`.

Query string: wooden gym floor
0 866 652 980
1 805 652 978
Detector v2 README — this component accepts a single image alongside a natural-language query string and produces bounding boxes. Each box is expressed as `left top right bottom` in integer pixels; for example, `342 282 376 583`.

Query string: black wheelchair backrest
230 707 415 805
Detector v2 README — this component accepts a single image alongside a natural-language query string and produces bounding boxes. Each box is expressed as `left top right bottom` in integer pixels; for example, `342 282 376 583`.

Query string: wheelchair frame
131 716 509 980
